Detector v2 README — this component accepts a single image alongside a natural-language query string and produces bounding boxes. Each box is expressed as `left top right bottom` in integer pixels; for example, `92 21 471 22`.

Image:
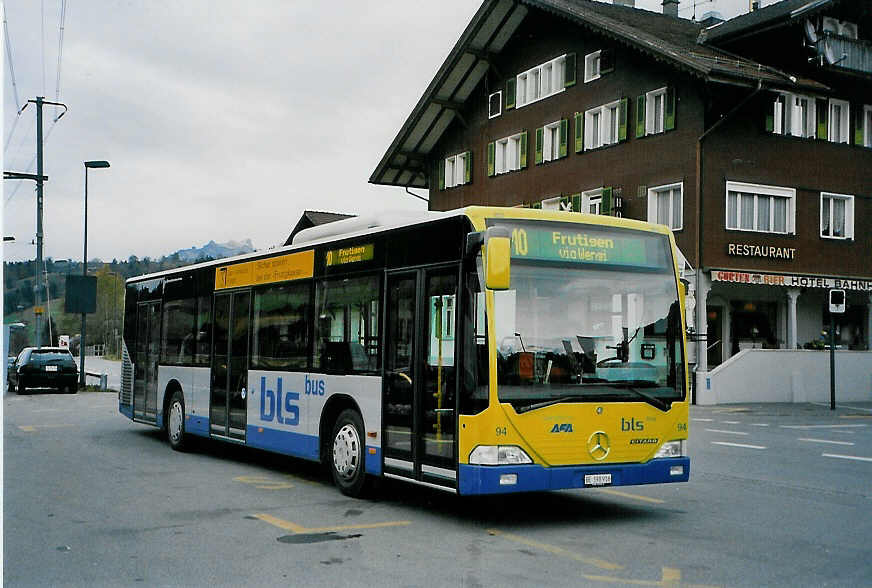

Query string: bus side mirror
485 227 511 291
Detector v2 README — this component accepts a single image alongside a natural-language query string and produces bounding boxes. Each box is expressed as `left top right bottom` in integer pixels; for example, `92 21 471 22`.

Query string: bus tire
330 409 368 497
166 390 188 452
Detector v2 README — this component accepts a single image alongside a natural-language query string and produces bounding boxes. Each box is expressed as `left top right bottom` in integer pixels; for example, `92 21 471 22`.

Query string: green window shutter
574 112 583 153
854 107 865 145
636 94 646 138
602 187 613 216
765 111 774 133
618 97 628 142
464 150 472 184
535 127 544 165
571 193 581 212
533 201 542 209
506 78 516 110
487 142 495 177
564 53 576 88
438 160 445 191
520 131 528 169
665 86 676 131
559 119 568 158
816 99 828 140
600 48 614 74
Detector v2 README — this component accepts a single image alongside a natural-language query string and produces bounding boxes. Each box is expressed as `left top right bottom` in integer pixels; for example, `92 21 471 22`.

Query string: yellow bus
120 206 689 496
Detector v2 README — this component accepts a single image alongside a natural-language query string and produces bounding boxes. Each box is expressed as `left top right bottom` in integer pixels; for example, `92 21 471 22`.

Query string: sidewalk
80 357 122 391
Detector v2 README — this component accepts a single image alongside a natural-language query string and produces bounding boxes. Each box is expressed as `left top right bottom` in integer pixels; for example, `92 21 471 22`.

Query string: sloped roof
702 0 837 44
369 0 830 188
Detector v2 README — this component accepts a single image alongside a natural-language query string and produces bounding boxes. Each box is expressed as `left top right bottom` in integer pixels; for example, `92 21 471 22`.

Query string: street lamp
81 160 110 388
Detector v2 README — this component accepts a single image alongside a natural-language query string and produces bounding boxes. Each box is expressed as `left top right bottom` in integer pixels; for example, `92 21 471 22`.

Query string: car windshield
30 350 75 365
487 222 684 412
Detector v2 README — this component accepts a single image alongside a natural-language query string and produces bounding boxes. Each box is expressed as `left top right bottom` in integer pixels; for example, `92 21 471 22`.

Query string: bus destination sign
494 221 667 270
215 249 314 290
325 243 374 267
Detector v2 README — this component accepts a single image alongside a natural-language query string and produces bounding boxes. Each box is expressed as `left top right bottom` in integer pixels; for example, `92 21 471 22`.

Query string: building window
584 50 601 83
543 121 560 162
726 181 795 234
647 183 683 231
864 105 872 147
771 93 816 138
829 99 850 143
495 133 523 174
585 100 620 150
488 91 502 119
516 54 566 108
820 192 854 239
444 152 468 189
646 87 666 135
582 188 603 215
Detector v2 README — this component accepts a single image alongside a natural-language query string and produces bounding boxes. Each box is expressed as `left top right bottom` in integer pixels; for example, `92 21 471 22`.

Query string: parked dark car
8 347 78 394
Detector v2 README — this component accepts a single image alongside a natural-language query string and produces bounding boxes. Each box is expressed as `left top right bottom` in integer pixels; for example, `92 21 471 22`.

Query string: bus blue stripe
246 426 320 461
457 458 689 495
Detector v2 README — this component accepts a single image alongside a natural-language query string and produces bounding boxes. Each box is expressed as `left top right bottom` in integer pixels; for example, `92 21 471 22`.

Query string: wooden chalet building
370 0 872 393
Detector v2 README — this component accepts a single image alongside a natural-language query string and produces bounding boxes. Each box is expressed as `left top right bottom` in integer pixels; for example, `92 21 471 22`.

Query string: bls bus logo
260 377 299 426
550 423 573 433
621 418 644 431
305 375 326 396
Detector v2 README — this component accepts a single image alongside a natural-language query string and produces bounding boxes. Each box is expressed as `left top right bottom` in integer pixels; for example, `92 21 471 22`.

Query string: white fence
697 349 872 405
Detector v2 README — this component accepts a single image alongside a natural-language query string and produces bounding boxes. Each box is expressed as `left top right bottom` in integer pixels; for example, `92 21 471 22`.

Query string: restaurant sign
712 270 872 291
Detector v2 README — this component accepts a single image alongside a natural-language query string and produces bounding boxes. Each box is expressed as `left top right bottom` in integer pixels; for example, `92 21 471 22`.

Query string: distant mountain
173 239 255 262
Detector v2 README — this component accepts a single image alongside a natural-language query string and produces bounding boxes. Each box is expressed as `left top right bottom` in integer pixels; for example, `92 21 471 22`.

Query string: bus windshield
488 222 684 412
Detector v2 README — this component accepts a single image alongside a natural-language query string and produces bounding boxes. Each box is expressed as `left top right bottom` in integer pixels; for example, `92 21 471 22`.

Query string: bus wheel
167 391 188 451
331 409 368 497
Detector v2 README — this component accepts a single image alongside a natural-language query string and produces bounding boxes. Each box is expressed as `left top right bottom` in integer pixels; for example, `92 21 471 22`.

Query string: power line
41 0 46 96
53 0 67 121
2 3 22 111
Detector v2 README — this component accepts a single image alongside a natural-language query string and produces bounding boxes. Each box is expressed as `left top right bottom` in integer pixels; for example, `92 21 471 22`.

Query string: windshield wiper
517 395 592 414
597 380 671 412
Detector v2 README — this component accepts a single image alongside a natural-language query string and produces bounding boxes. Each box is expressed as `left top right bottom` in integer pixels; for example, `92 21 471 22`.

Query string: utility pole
35 97 45 348
5 97 67 348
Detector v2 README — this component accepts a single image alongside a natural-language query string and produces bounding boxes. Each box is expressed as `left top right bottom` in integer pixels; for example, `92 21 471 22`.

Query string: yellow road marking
253 513 411 534
17 424 75 432
584 566 721 588
487 529 622 571
712 407 749 413
596 488 665 504
233 475 295 490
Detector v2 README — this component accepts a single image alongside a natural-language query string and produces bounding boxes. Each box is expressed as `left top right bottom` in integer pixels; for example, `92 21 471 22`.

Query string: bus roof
126 206 673 284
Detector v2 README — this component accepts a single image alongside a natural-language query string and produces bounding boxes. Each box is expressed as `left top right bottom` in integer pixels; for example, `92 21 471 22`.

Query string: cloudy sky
3 0 758 263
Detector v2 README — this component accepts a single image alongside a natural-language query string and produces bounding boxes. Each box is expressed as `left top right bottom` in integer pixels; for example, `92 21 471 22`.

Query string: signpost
828 289 846 410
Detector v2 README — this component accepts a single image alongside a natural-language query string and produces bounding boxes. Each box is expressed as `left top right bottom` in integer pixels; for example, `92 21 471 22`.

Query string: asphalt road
4 392 871 587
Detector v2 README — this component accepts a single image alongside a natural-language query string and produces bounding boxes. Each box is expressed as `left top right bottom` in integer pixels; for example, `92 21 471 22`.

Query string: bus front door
210 291 250 441
133 301 160 423
383 268 458 491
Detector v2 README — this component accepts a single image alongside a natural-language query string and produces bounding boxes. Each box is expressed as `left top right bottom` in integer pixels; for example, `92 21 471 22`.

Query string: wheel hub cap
169 401 183 443
333 424 360 480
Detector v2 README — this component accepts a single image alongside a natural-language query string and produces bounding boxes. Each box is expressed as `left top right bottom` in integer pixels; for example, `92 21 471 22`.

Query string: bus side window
251 281 311 371
460 273 488 415
314 275 380 374
194 294 212 366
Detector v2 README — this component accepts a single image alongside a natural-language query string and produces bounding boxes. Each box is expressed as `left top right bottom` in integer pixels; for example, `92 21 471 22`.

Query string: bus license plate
584 474 611 486
45 365 58 372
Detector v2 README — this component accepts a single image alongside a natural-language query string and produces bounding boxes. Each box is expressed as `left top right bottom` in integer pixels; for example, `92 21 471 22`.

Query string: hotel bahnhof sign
215 249 314 290
712 270 872 292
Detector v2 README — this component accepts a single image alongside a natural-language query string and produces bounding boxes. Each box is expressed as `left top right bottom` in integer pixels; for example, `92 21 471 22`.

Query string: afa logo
550 423 573 433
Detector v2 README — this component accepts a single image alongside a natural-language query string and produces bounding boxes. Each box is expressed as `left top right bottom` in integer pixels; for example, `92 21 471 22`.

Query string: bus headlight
469 445 533 465
653 440 687 459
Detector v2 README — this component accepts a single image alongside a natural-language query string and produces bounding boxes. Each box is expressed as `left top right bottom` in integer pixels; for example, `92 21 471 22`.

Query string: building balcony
815 32 872 75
